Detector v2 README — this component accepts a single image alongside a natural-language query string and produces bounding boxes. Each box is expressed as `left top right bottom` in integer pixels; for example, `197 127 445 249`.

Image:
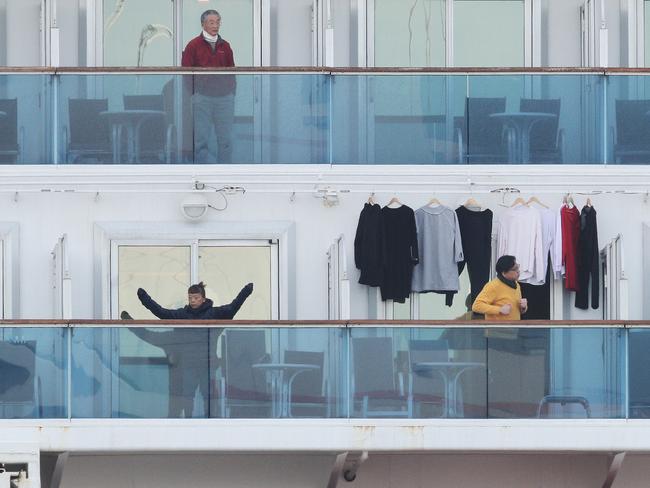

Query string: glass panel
182 0 255 67
332 74 467 164
0 74 49 164
487 327 624 418
374 0 445 67
103 0 173 67
185 73 255 164
262 74 330 163
606 75 650 164
72 326 343 419
57 73 180 164
645 1 650 68
198 245 273 320
0 71 618 165
118 246 191 320
628 329 650 418
453 0 524 67
0 241 3 318
349 327 487 418
0 327 67 418
462 74 604 164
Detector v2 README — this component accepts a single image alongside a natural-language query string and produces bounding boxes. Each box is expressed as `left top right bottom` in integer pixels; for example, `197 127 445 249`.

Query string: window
369 0 532 67
113 240 278 320
96 0 260 67
95 221 293 319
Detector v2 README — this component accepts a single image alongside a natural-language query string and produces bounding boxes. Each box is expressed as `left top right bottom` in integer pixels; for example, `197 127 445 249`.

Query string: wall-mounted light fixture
180 194 209 221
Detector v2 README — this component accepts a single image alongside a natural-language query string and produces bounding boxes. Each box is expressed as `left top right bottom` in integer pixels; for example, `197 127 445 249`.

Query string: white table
100 110 166 163
412 361 485 417
490 112 557 163
252 363 320 418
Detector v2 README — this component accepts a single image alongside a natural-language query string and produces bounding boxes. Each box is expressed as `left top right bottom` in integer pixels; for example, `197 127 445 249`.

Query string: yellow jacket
472 277 522 321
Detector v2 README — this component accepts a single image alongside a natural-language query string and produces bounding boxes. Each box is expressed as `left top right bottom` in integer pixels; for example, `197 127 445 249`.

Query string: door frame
94 221 294 319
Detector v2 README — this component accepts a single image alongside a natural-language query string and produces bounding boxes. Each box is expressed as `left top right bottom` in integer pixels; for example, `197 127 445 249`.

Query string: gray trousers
192 93 235 163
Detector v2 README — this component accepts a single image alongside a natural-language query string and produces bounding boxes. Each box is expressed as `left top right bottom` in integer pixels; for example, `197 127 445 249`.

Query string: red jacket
561 205 581 292
181 34 236 97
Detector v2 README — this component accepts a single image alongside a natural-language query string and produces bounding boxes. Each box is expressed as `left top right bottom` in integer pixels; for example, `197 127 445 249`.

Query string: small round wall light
180 194 209 221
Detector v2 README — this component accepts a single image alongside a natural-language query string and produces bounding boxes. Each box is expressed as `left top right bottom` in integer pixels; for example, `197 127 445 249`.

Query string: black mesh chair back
0 99 19 162
465 97 507 163
520 98 561 154
616 100 650 147
68 98 111 161
123 94 166 157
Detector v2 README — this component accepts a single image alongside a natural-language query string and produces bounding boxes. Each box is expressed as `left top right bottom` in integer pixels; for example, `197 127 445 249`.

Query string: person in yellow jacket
472 255 528 320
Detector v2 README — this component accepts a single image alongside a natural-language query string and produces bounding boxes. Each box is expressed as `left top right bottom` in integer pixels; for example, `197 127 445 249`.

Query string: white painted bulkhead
0 165 642 321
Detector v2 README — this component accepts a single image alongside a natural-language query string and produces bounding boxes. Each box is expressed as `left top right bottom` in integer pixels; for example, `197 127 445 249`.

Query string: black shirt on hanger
354 203 384 286
381 205 419 303
575 205 599 310
455 206 493 307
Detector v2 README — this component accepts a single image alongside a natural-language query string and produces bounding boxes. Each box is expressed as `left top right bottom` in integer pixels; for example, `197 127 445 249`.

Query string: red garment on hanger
561 205 581 291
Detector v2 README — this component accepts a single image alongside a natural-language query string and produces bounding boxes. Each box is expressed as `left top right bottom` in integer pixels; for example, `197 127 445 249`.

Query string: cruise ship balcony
3 319 650 486
2 67 650 166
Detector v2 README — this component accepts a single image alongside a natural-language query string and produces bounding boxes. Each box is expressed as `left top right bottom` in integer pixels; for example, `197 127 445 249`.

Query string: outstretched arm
129 327 173 348
211 283 254 319
137 288 183 319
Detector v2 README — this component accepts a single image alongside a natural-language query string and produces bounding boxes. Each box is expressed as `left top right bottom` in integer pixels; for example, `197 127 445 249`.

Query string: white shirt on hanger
552 206 565 278
497 205 545 284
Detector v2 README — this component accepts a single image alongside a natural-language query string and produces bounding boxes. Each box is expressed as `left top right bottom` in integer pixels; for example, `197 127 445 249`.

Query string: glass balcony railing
0 321 633 419
2 68 650 165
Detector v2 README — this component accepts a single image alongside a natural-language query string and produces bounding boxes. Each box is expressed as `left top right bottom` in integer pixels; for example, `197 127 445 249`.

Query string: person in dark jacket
136 281 253 320
126 282 253 418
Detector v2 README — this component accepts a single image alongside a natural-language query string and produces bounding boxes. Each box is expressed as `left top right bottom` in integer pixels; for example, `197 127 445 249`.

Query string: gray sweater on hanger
411 205 464 293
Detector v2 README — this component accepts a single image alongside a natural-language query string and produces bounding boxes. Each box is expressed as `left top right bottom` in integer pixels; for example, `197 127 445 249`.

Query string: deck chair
219 329 270 418
613 99 650 164
455 97 508 163
65 98 112 163
409 339 449 418
520 98 563 163
351 337 412 417
284 350 328 418
0 340 40 418
0 99 22 163
123 94 176 163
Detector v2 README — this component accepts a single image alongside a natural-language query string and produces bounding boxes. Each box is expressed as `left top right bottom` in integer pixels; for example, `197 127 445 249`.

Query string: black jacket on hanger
354 203 384 286
455 206 493 307
575 205 599 310
380 205 419 303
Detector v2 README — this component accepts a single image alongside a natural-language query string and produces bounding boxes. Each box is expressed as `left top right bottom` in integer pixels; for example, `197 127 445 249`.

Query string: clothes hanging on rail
520 256 551 320
497 205 545 284
354 203 384 286
532 206 562 284
411 205 464 306
380 204 419 303
455 205 493 307
560 204 581 291
575 205 599 309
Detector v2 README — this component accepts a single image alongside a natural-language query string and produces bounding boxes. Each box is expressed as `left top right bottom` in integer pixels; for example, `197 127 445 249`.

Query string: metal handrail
3 66 650 74
0 319 635 328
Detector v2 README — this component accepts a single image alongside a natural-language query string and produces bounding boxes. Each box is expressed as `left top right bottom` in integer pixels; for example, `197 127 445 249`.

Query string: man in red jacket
182 10 236 163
